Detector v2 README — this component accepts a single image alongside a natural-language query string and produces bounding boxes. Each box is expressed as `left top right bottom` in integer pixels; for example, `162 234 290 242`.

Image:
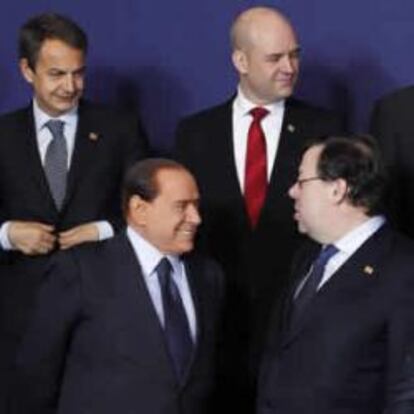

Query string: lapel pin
363 265 374 276
88 132 99 141
287 124 295 133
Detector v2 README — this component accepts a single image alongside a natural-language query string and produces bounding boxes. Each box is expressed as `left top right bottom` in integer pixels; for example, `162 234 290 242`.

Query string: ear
331 178 348 204
127 195 149 227
19 58 35 84
232 49 248 75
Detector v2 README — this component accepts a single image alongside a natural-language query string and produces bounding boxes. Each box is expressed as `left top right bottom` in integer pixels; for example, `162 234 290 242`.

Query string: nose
63 74 76 93
281 54 295 74
187 204 202 226
288 182 299 199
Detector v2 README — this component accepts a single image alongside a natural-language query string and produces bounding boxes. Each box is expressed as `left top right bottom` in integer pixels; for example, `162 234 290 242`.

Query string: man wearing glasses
257 134 414 414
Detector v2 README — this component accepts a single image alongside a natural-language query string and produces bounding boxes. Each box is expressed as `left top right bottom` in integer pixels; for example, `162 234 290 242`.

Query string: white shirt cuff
95 221 114 241
0 221 13 250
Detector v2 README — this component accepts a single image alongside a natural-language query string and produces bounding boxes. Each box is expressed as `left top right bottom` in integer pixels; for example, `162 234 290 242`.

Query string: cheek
75 78 85 90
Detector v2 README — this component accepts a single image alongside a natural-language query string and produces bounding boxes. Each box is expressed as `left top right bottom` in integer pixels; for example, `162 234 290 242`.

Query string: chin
179 242 195 254
297 223 307 235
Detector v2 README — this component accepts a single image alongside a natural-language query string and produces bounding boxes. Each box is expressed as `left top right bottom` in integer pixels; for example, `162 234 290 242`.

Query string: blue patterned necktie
291 244 338 324
156 257 193 380
44 120 68 210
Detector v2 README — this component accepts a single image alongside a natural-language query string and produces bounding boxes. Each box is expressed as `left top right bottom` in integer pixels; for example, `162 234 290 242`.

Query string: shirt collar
126 226 182 277
32 98 78 133
332 215 386 255
234 85 285 118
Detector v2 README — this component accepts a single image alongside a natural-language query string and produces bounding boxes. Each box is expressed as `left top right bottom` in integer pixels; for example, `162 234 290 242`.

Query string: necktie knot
156 257 173 288
250 107 269 122
315 244 338 268
45 119 65 138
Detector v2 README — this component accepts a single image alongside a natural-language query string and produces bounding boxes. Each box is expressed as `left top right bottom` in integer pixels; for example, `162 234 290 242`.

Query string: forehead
299 145 323 176
246 14 298 53
155 168 199 199
36 38 85 67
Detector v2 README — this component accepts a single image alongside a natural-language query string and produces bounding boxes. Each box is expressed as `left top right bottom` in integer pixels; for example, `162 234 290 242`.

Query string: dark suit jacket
175 97 344 369
0 100 148 232
0 100 148 409
370 86 414 238
10 233 224 414
257 225 414 414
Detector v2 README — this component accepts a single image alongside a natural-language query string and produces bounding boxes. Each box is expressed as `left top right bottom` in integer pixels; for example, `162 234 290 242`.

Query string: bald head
231 7 295 51
230 7 300 105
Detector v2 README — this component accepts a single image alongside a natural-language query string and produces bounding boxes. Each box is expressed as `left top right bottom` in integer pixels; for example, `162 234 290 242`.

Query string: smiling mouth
58 95 78 100
179 228 197 238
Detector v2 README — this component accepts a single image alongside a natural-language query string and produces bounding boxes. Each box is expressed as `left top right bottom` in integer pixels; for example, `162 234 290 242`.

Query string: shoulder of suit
0 105 31 126
375 85 414 108
286 97 340 117
387 228 414 260
78 99 137 122
183 251 224 278
177 97 233 126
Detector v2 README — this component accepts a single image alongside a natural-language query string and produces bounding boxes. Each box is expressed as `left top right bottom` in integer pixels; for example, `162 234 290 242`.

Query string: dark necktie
156 257 193 380
44 120 68 210
244 107 269 228
290 244 338 324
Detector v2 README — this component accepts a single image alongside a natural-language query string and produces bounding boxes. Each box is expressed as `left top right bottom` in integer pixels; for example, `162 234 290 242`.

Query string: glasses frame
295 176 323 188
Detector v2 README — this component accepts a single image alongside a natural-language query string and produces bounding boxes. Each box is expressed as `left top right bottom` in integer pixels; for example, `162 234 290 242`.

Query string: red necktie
244 107 269 228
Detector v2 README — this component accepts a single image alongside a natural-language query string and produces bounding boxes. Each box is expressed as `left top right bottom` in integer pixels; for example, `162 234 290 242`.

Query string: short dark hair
19 13 88 70
122 158 188 214
306 134 387 215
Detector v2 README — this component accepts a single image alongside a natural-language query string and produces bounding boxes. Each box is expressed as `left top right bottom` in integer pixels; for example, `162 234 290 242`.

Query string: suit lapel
62 103 100 213
281 243 318 331
109 235 177 383
207 100 251 230
219 101 246 204
257 100 304 229
282 226 393 347
177 256 202 386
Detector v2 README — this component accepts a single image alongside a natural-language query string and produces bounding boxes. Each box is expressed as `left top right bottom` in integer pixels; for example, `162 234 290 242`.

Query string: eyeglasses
295 176 322 188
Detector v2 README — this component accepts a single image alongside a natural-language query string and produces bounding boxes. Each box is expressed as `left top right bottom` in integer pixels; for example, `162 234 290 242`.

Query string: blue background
0 0 411 152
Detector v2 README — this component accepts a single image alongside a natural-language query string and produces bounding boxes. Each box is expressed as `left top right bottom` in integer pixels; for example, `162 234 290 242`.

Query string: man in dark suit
175 6 343 410
370 86 414 238
257 134 414 414
0 13 147 409
10 159 224 414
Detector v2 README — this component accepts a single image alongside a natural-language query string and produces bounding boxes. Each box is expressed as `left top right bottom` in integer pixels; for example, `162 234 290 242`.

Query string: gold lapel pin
363 265 374 275
89 132 99 141
287 124 295 133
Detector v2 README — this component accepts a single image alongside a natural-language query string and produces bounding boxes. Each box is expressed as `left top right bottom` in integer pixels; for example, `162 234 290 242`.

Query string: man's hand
8 221 56 255
58 223 99 250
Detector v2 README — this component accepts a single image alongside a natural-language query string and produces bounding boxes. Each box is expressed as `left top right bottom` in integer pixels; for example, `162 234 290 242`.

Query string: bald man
175 7 344 413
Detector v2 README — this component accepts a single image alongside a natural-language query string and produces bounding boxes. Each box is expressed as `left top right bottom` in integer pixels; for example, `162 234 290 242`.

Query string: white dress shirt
0 99 113 249
295 215 386 297
232 87 285 192
319 215 386 288
127 227 197 342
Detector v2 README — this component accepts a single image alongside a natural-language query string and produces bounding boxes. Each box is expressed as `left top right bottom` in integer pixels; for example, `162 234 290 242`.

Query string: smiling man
0 13 148 410
10 158 224 414
175 6 344 412
257 135 414 414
